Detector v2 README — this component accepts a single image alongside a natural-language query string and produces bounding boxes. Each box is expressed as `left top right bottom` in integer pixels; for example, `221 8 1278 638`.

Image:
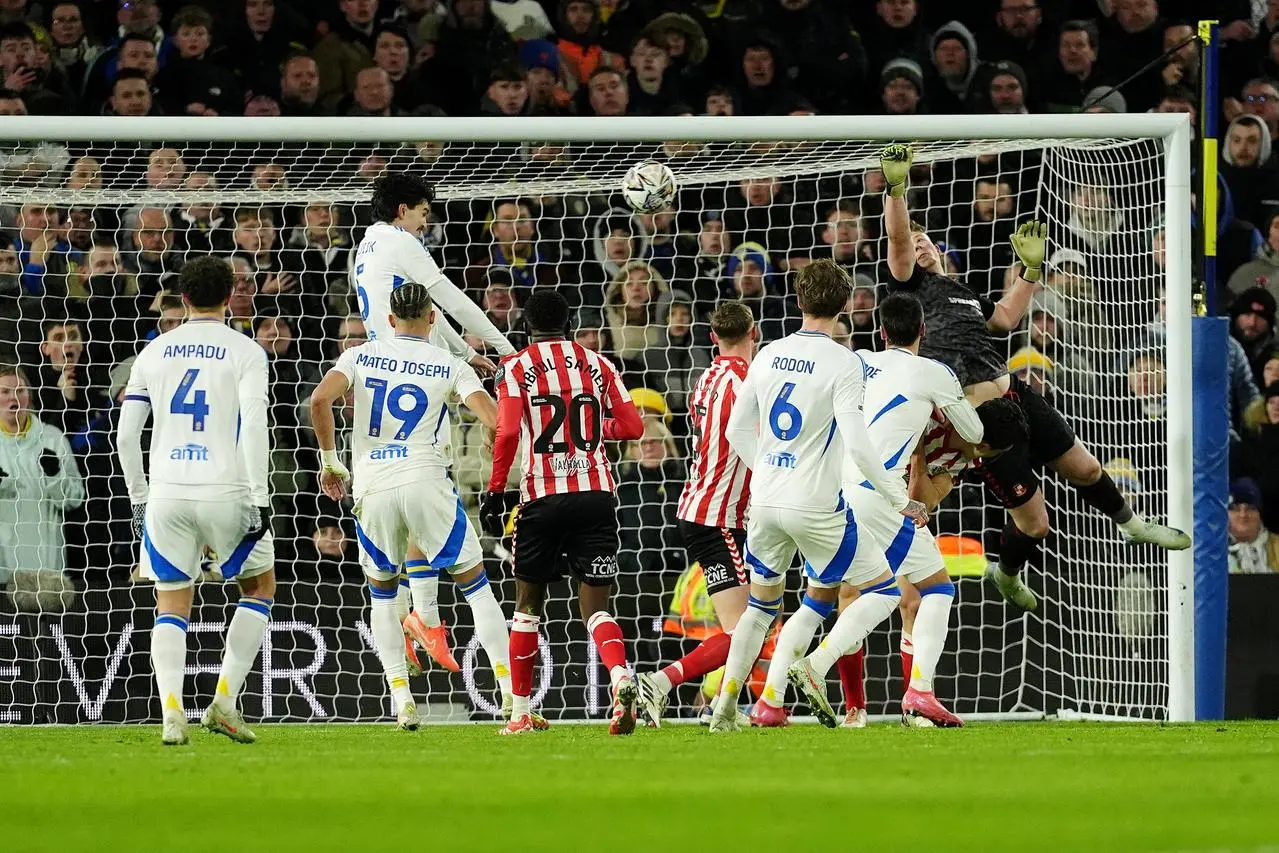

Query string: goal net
0 116 1191 724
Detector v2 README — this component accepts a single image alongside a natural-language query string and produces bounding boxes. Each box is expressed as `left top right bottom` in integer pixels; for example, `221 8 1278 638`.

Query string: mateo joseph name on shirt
354 351 453 378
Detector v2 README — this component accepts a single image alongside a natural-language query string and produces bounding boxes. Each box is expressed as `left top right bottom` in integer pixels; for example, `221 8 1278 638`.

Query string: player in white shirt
709 260 928 732
116 257 275 746
309 283 514 730
353 173 517 670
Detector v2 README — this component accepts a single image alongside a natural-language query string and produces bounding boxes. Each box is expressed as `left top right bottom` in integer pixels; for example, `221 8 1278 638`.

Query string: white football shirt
352 221 515 358
120 318 269 504
725 330 908 512
851 347 982 484
331 334 485 500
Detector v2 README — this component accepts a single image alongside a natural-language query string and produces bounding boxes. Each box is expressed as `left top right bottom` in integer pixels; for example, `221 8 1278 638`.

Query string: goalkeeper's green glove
879 143 914 199
1010 219 1048 283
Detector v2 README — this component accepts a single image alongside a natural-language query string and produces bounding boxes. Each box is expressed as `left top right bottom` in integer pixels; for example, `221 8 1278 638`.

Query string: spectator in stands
313 0 378 113
737 35 794 116
557 0 607 88
617 416 685 574
520 38 569 116
1238 381 1279 528
986 60 1030 114
983 0 1048 76
1228 211 1279 304
32 317 108 435
473 271 525 350
704 84 734 116
646 12 707 103
279 54 322 116
232 207 283 278
48 1 100 93
724 242 797 342
107 67 154 116
627 31 679 115
1041 20 1104 113
430 0 515 116
80 240 143 362
1220 116 1279 232
156 5 240 117
849 275 878 351
880 57 924 115
84 31 162 113
227 254 258 335
0 363 84 616
1160 22 1198 96
762 0 868 114
1099 0 1164 113
864 0 929 76
1231 287 1279 387
604 259 670 376
819 201 874 271
1228 477 1279 573
126 206 179 300
465 198 554 294
641 290 708 416
371 25 418 112
254 314 315 456
172 172 231 254
144 147 185 190
582 65 628 116
346 66 400 116
0 21 70 114
480 61 529 116
636 207 678 283
725 175 794 257
12 202 68 299
928 20 981 114
228 0 307 100
0 89 70 187
1237 78 1279 141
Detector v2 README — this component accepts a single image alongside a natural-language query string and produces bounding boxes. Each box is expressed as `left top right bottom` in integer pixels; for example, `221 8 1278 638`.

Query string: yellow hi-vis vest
937 534 990 578
662 563 721 641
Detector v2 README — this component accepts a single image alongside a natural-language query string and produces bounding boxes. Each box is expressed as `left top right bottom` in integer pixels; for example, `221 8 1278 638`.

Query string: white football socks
908 589 954 694
370 588 413 708
213 595 271 712
760 594 831 708
459 572 512 700
406 562 442 628
152 614 188 719
716 591 781 715
805 587 899 677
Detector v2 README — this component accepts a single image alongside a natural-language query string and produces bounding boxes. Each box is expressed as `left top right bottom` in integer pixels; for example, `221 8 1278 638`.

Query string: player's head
523 289 572 339
794 259 852 319
179 255 233 312
878 291 924 348
909 220 943 273
709 300 756 353
971 397 1028 458
388 282 435 334
370 172 435 236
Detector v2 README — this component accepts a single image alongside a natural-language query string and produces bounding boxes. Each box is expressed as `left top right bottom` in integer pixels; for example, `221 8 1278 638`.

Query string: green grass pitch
2 721 1277 853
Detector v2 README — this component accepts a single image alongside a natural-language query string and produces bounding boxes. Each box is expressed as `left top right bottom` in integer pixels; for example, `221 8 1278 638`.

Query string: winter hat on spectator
1230 477 1263 509
1008 346 1055 375
1105 457 1143 498
880 58 925 95
853 272 876 293
630 386 673 423
1047 248 1088 274
1231 286 1277 330
990 60 1028 94
1265 380 1279 400
646 12 709 64
520 39 562 77
725 241 773 278
1223 114 1273 166
933 239 964 273
1082 86 1126 114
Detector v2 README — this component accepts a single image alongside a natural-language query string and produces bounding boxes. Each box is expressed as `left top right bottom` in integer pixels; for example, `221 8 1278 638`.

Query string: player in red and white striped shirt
480 290 644 736
638 302 758 726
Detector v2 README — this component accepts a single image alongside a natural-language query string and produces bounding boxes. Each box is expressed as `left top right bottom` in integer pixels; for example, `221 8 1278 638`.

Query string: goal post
0 113 1201 724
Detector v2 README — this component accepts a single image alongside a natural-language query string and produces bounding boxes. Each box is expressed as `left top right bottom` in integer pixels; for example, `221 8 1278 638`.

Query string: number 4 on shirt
170 368 209 431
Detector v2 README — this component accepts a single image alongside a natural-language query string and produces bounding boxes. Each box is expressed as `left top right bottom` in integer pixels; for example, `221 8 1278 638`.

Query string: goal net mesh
0 131 1171 724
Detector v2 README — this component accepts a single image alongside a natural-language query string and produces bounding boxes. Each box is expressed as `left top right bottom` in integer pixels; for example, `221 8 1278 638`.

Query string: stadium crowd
2 0 1279 626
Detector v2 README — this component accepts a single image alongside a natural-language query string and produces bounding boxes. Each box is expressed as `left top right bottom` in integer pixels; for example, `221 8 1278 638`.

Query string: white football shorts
353 478 482 581
846 483 945 584
744 503 890 589
142 498 274 589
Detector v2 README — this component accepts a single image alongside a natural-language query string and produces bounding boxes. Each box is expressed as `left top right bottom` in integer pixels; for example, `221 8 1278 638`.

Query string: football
621 160 678 213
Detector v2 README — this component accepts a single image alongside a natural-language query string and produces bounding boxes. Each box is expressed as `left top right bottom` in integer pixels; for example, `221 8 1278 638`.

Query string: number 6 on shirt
769 381 803 440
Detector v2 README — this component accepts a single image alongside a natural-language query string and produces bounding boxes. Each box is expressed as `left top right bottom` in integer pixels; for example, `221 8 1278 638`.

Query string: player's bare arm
908 449 953 513
880 143 917 282
309 369 353 501
463 388 498 430
986 220 1047 332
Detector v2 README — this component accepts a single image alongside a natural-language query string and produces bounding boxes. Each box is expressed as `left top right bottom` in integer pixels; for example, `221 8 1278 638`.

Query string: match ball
621 160 677 213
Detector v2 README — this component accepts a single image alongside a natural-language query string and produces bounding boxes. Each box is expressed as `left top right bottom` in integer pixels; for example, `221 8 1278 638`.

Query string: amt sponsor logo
170 443 209 461
765 451 797 469
370 444 409 461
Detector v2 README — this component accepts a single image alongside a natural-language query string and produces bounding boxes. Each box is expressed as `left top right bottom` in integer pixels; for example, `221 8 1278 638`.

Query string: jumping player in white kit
353 172 517 672
708 259 928 732
117 256 276 746
309 283 513 730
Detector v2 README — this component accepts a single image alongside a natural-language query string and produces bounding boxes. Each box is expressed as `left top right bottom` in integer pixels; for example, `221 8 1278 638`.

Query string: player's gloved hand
900 498 930 528
244 505 272 541
131 503 146 540
1010 219 1048 283
879 143 914 199
39 449 60 477
479 490 517 538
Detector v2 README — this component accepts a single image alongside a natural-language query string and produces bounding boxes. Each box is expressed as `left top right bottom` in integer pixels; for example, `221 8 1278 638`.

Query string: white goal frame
0 113 1196 723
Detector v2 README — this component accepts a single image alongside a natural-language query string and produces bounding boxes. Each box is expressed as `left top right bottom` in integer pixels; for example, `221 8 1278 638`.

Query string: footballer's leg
834 585 867 728
901 569 962 728
141 500 202 745
451 561 514 712
752 583 835 727
396 574 423 677
1051 441 1191 549
502 579 548 736
202 532 277 744
978 440 1046 613
402 543 459 672
897 576 921 691
641 525 746 726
